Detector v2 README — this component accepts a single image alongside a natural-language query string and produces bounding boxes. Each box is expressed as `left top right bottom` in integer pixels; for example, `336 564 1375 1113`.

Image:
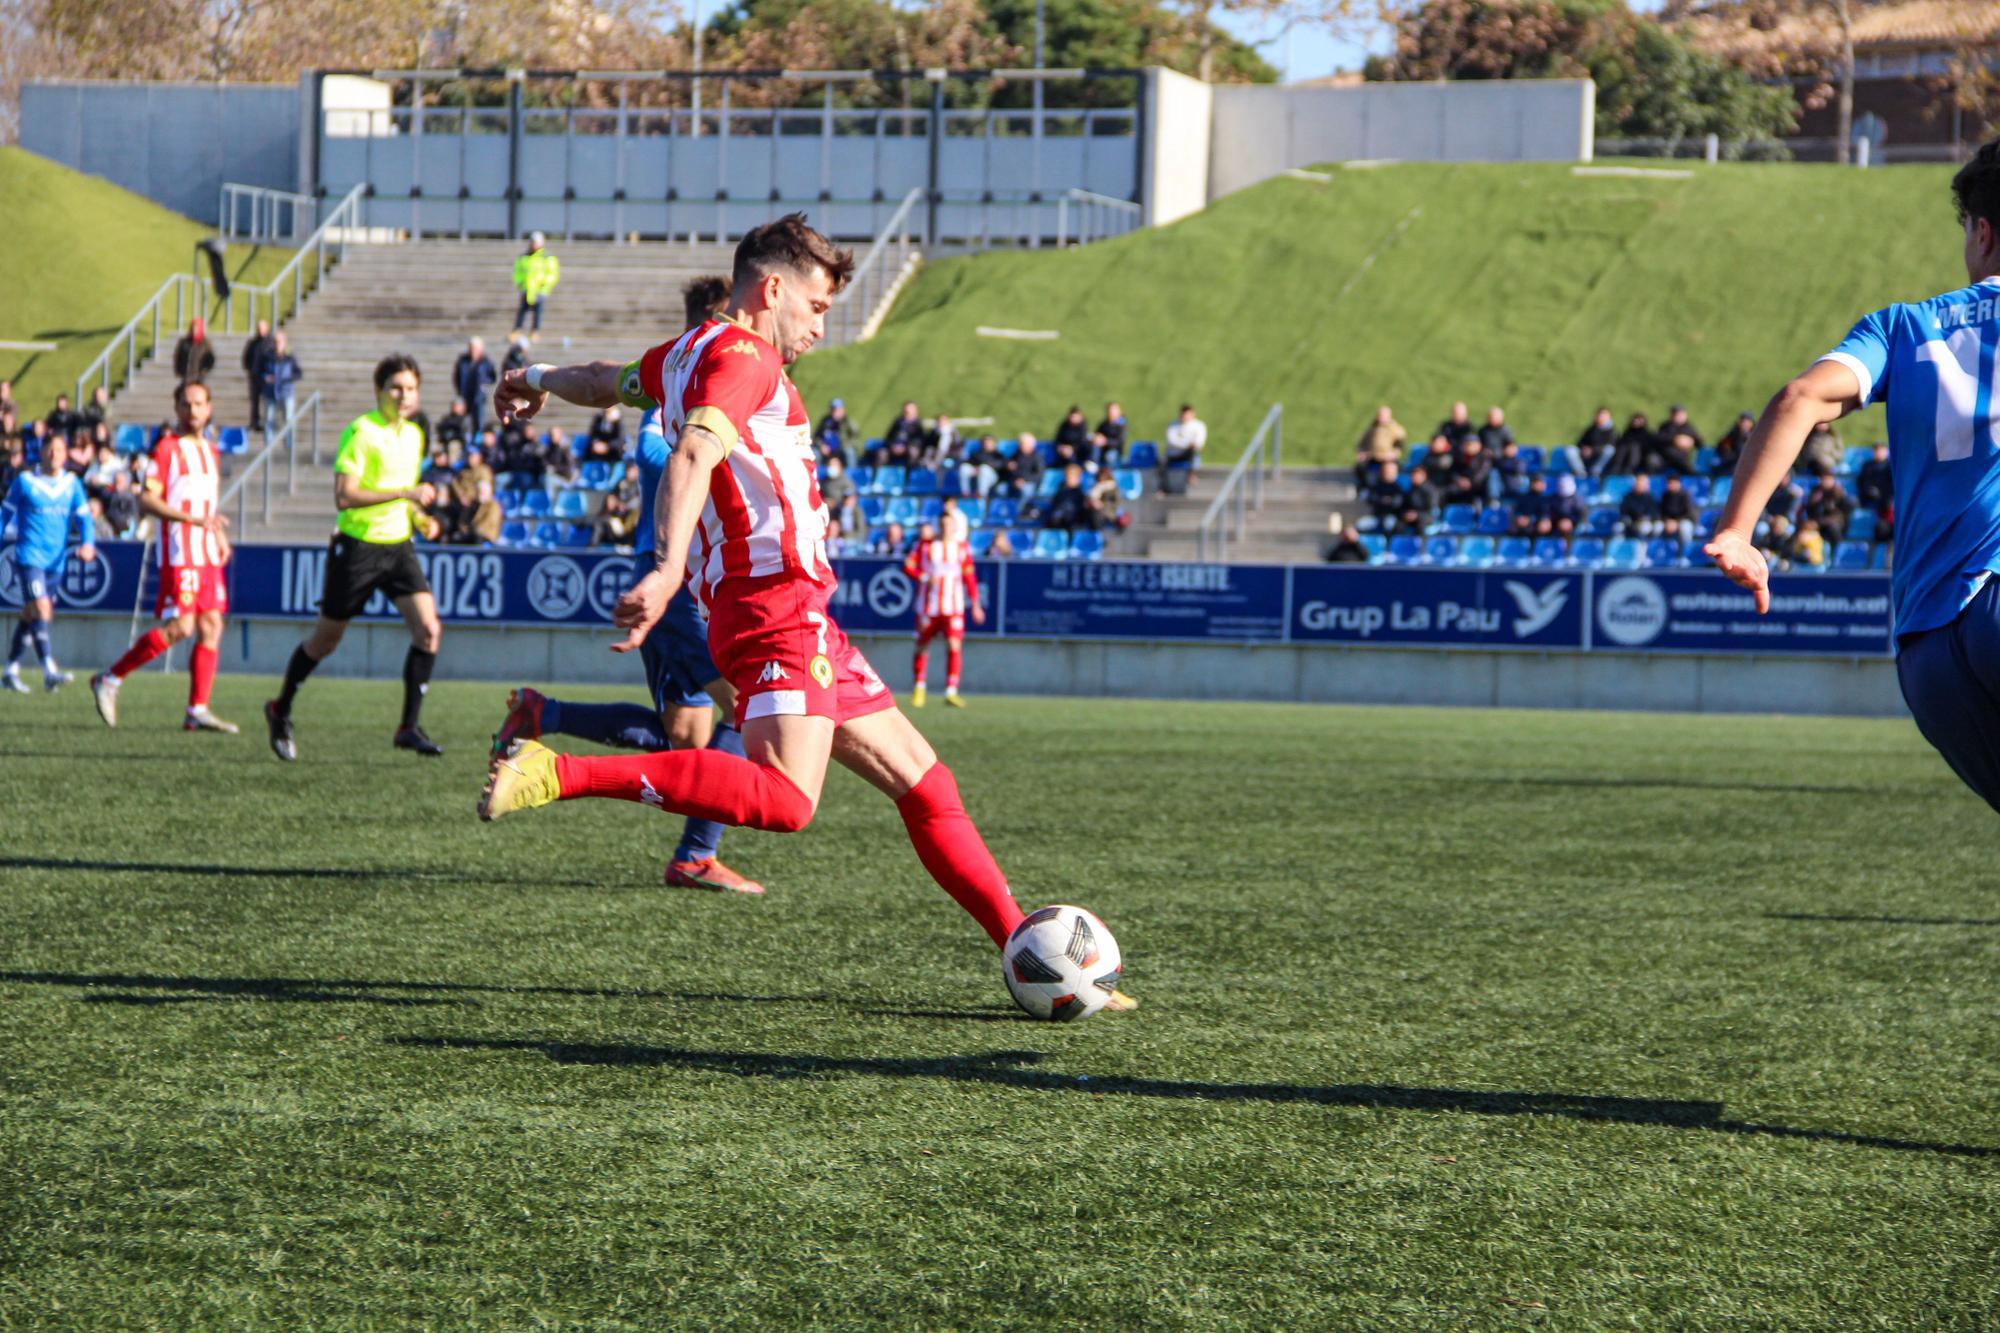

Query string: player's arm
333 471 424 511
68 483 96 562
1703 359 1864 613
964 551 985 624
609 422 726 653
136 486 227 534
494 360 631 424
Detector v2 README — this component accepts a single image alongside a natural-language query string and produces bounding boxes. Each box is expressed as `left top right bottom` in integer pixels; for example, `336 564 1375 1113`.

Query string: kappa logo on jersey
638 775 665 808
719 341 763 359
809 654 834 688
757 661 792 684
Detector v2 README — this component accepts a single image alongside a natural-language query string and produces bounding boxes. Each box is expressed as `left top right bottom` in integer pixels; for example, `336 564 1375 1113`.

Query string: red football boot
493 687 546 755
664 857 767 895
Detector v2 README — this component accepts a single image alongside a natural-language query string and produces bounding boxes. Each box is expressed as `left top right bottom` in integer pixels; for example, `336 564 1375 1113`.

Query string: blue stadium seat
1036 440 1058 464
531 521 563 547
919 497 944 522
1456 535 1496 567
1842 446 1873 475
1698 506 1726 536
985 498 1019 528
1849 509 1877 542
1009 528 1038 555
1533 537 1569 566
1710 478 1732 505
1496 536 1534 565
1422 535 1457 564
867 526 890 549
871 466 906 495
904 467 939 496
1585 508 1620 537
1036 470 1063 498
1604 538 1645 569
1384 534 1423 565
1568 537 1606 567
864 437 884 457
968 529 996 557
499 490 528 518
1126 441 1160 470
1478 507 1510 535
1646 537 1686 568
1115 468 1143 501
580 460 615 490
1695 447 1721 473
1071 530 1106 560
1360 534 1387 561
1518 446 1545 471
1441 504 1478 535
1032 528 1069 559
552 490 591 520
1872 543 1891 570
1678 475 1711 503
557 524 593 548
885 496 919 525
521 490 552 518
500 520 532 546
1791 558 1827 574
996 437 1021 459
1596 476 1634 505
848 465 874 490
1405 444 1428 472
216 426 248 455
1542 448 1573 475
938 467 964 497
957 499 986 527
114 423 149 454
859 495 886 524
1833 540 1872 570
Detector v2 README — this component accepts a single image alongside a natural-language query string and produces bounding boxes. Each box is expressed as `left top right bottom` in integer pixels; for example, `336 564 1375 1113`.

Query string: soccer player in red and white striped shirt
481 215 1132 1011
903 517 983 708
91 379 239 733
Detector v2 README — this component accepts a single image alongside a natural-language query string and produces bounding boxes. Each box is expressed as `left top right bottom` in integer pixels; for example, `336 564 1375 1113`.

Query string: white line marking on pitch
975 327 1060 341
1572 166 1694 179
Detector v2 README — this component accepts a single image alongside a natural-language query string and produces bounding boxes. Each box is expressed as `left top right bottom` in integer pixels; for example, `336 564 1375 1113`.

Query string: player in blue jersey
1707 139 2000 808
2 432 97 693
492 275 768 893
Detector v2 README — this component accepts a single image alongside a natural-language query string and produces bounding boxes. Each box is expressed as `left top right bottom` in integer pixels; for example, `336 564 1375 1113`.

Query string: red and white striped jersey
147 431 225 568
632 315 827 609
904 537 978 617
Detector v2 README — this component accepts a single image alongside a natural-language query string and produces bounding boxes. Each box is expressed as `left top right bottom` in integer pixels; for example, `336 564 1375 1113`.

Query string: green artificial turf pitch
1 676 1995 1327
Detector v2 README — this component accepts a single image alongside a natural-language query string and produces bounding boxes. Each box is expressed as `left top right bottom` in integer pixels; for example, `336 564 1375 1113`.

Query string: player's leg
391 590 444 754
183 607 237 732
943 627 966 706
3 607 31 691
1896 582 2000 814
663 677 764 893
92 600 195 724
911 619 937 708
501 688 668 751
264 613 344 759
27 585 71 688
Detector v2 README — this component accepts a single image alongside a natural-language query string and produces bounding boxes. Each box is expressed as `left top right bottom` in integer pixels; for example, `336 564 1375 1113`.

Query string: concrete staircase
1134 466 1361 565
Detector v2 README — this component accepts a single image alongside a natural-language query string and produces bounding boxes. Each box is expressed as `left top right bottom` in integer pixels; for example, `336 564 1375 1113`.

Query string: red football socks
913 648 929 685
946 645 963 692
896 763 1023 948
554 748 816 832
189 643 217 708
109 629 169 680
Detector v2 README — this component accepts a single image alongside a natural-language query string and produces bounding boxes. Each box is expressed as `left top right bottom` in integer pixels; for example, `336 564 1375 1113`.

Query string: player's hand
412 482 438 507
971 605 985 626
1703 530 1770 614
78 545 97 564
494 369 548 426
610 567 675 653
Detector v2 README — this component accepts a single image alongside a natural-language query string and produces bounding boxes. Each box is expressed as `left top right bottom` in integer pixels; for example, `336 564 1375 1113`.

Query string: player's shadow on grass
1465 775 1882 797
0 970 829 1010
0 856 610 890
1765 911 2000 928
386 1037 2000 1161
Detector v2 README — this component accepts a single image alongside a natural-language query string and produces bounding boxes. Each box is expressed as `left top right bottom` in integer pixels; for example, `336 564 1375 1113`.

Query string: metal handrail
1196 403 1284 562
828 187 923 345
219 183 320 243
1055 188 1142 247
74 185 365 408
219 391 323 530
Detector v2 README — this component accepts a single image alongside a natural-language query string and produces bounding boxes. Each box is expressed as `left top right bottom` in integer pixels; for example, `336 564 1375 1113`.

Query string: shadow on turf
1765 912 2000 928
385 1037 2000 1161
0 970 829 1010
0 856 609 890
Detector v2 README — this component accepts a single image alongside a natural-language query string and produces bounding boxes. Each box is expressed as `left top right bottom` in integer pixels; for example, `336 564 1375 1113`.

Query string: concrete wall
22 81 301 223
1207 79 1595 199
1145 68 1213 227
42 615 1906 720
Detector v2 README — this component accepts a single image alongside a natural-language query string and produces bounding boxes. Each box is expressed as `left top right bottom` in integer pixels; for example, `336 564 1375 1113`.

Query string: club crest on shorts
809 654 834 688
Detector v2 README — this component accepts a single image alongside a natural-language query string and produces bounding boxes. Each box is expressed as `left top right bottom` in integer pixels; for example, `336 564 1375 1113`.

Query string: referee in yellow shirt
264 354 445 761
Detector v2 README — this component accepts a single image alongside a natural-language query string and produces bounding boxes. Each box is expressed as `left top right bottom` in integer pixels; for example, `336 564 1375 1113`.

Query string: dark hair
375 354 421 391
1951 139 2000 231
682 274 730 329
173 379 209 405
732 213 855 294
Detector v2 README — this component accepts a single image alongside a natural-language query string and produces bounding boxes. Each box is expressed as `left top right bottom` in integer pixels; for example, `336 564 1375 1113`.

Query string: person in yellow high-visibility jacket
512 231 560 340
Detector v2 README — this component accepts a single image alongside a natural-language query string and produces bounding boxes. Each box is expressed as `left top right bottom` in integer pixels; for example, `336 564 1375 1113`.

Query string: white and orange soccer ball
1001 905 1123 1021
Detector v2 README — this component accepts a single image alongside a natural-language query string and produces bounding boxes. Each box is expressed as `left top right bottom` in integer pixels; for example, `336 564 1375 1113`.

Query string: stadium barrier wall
10 543 1906 718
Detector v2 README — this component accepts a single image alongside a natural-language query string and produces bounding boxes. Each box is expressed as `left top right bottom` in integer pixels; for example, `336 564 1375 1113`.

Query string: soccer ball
1002 905 1122 1021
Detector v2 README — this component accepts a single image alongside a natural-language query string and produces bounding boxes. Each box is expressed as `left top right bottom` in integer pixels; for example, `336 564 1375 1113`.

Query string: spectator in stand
1804 474 1855 547
1421 436 1458 491
1477 405 1514 456
453 444 494 514
43 394 82 443
1045 463 1103 532
829 491 865 541
1159 403 1207 494
1713 411 1755 476
1856 443 1893 535
1799 419 1843 478
64 431 93 477
871 520 908 556
1659 405 1702 452
1326 528 1370 563
1007 431 1045 499
498 420 543 481
1789 517 1827 568
1608 412 1654 475
586 404 626 461
1399 464 1441 535
879 401 924 464
593 462 642 546
242 319 273 429
0 381 13 419
924 413 960 470
454 338 497 438
1760 512 1795 566
988 530 1017 559
1547 473 1586 538
1659 474 1697 540
462 478 505 546
83 441 122 494
258 332 304 435
102 472 139 538
1096 402 1127 467
821 454 855 513
1053 406 1089 459
1366 459 1408 530
1087 467 1129 529
421 445 456 491
1434 401 1474 455
1455 435 1493 501
1765 473 1804 525
823 517 852 557
436 397 472 457
1571 406 1617 477
543 428 579 492
172 318 216 383
1653 425 1699 476
81 386 113 436
501 333 531 377
958 434 1003 499
1511 474 1553 536
816 398 851 465
1354 404 1406 486
1493 439 1530 501
1619 473 1663 537
0 435 21 498
512 231 559 338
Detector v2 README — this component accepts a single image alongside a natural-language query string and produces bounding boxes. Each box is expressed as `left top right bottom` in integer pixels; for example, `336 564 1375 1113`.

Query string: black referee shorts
319 534 430 621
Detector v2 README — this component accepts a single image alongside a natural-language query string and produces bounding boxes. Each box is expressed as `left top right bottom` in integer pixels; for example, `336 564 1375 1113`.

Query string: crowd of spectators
1344 400 1893 571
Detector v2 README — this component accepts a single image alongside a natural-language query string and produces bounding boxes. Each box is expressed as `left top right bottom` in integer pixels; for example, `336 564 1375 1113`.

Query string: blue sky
1210 8 1391 81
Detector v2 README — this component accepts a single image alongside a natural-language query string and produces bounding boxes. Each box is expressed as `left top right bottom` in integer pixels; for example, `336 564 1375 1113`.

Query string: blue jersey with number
3 470 92 570
1820 276 2000 641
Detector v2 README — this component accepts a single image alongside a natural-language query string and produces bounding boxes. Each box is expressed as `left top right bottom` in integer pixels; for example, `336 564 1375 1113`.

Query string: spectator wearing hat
1547 473 1587 537
512 231 559 339
816 398 851 466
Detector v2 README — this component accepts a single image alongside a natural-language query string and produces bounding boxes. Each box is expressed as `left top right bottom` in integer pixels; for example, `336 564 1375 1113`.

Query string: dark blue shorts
1897 577 2000 814
640 585 719 712
13 557 61 604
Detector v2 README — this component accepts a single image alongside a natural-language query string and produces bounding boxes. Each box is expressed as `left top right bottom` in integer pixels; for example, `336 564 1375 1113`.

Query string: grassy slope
795 161 1966 464
0 678 1995 1326
0 147 299 418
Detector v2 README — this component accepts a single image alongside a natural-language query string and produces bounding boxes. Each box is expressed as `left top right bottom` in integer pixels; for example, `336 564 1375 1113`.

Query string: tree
1663 0 1858 159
